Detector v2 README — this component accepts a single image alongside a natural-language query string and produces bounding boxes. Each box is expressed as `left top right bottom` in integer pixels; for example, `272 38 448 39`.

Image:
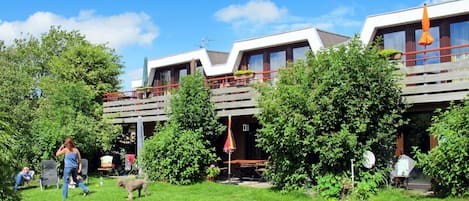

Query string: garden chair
124 154 137 175
80 159 89 184
98 155 116 176
39 160 59 190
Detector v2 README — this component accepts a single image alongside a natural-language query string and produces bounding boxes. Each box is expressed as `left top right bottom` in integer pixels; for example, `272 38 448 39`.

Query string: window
248 54 263 79
293 46 309 61
450 21 469 61
159 70 171 85
383 31 406 53
177 68 187 83
270 50 286 80
415 26 440 65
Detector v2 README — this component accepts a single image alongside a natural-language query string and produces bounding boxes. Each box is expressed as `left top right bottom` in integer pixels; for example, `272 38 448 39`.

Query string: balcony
103 44 469 123
400 44 469 104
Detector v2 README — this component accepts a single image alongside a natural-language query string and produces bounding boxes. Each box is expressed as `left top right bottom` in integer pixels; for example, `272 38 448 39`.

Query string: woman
56 138 89 199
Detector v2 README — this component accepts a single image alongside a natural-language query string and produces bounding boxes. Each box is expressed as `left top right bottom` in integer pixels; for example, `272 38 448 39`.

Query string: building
103 27 349 160
360 0 469 157
104 0 469 160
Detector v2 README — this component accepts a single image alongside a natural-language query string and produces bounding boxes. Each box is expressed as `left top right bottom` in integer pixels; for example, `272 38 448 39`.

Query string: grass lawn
17 177 468 201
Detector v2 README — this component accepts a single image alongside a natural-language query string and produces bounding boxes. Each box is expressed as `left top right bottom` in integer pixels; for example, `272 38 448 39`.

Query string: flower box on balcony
234 69 255 80
380 49 402 60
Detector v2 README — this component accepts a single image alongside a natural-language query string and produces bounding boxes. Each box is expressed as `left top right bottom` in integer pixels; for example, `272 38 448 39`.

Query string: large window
177 68 187 83
383 31 406 52
248 54 263 79
293 46 309 61
450 20 469 61
270 50 286 79
159 70 171 85
415 26 440 65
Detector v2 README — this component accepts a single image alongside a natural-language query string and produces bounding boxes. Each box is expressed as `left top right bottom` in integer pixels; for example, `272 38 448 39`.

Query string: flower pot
392 52 402 60
206 176 215 182
234 73 254 80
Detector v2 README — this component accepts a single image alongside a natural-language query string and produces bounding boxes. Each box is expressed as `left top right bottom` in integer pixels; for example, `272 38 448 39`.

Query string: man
14 167 32 192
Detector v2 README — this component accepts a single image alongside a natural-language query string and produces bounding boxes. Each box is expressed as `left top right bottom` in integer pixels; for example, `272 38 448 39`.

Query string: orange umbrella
418 4 433 46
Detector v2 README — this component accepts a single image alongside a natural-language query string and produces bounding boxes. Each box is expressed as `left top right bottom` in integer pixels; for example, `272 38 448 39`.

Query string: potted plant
234 69 255 80
379 49 402 60
205 164 220 182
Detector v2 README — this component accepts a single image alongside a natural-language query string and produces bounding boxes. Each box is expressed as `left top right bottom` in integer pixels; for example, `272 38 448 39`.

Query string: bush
141 123 217 185
255 37 405 191
206 164 220 178
415 101 469 197
0 117 20 201
349 171 386 200
317 174 344 198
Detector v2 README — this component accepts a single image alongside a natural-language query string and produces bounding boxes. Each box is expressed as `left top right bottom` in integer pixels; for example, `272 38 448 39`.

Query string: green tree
168 71 224 143
0 27 122 169
0 115 20 201
255 37 406 191
415 101 469 197
142 72 223 184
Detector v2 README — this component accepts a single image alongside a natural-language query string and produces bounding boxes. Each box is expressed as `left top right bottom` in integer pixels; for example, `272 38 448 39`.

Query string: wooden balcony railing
103 44 469 105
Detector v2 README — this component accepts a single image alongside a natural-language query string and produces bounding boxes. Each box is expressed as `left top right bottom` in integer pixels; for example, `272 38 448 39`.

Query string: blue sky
0 0 450 90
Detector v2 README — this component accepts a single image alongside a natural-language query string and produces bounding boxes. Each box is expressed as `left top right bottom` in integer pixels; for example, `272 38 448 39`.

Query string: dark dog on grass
117 180 147 200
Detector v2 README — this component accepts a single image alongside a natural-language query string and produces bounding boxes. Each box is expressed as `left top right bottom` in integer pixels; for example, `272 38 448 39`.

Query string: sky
0 0 453 90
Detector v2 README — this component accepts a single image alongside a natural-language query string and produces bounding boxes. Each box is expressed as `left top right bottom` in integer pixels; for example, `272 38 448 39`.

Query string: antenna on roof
199 37 214 49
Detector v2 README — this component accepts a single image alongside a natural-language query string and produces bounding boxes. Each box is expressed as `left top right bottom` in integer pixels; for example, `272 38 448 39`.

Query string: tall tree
142 72 223 184
168 71 224 143
0 27 123 169
255 37 406 191
0 114 20 201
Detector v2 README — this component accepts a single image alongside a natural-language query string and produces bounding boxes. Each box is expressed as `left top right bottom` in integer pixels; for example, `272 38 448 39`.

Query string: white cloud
215 1 360 36
215 0 288 24
0 10 159 49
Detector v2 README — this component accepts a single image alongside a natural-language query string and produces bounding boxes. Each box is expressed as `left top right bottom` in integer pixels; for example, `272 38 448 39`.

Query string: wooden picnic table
223 159 267 165
223 160 268 181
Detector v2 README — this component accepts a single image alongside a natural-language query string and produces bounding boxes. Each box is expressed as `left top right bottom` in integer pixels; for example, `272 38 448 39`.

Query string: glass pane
450 21 469 61
383 31 405 52
159 70 170 85
270 51 286 80
293 46 309 61
415 27 440 65
248 54 263 79
178 68 187 83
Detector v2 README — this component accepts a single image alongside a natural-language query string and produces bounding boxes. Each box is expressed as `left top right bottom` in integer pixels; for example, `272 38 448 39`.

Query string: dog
117 179 147 200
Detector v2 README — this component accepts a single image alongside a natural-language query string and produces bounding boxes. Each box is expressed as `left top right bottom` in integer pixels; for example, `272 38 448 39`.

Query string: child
14 167 32 191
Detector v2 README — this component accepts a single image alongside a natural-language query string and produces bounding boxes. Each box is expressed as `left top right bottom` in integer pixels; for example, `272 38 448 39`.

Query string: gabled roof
147 27 350 79
360 0 469 44
316 29 349 48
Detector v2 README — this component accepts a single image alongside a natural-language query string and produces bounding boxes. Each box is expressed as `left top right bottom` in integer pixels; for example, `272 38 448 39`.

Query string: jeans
14 173 24 192
62 167 88 199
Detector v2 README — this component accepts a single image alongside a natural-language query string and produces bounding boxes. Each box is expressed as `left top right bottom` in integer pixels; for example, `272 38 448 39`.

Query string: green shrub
234 69 255 76
350 171 386 200
379 49 401 59
0 117 20 201
206 164 220 178
141 122 217 185
415 101 469 197
255 37 405 191
317 174 344 198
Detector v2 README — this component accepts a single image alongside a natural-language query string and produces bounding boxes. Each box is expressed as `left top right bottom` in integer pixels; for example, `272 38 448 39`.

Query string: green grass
17 177 468 201
19 177 313 201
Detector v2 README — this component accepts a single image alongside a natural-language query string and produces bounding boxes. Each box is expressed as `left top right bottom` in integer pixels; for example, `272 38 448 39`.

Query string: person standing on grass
56 137 89 199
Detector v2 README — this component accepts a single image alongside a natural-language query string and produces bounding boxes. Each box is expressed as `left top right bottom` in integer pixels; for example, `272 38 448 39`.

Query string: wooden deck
103 59 469 124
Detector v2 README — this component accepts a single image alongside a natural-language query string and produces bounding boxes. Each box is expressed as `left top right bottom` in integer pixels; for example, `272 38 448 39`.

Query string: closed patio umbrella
418 4 434 64
223 115 236 182
137 116 144 175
